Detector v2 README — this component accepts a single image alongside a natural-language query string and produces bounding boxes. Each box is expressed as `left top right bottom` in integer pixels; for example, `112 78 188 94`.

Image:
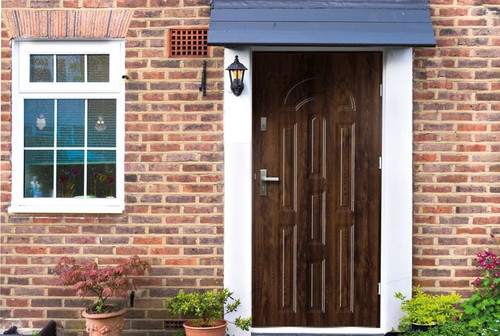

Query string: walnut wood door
252 53 382 327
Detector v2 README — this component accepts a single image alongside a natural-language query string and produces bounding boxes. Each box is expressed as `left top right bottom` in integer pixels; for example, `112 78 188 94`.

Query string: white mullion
52 55 56 83
53 99 58 198
84 54 88 82
84 99 88 198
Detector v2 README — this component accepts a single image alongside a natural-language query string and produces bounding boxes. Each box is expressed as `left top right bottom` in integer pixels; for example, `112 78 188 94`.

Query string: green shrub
400 320 476 336
395 286 461 331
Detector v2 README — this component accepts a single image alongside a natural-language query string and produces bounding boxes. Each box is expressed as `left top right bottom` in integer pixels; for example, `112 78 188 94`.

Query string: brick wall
413 0 500 296
0 1 224 335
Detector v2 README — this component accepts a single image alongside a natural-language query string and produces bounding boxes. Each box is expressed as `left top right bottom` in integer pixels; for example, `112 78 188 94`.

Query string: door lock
260 169 279 196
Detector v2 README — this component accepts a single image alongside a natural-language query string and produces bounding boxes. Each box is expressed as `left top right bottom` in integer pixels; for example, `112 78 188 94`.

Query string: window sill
8 203 125 214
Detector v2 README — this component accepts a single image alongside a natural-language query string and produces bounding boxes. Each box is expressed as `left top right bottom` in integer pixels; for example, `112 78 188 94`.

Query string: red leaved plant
55 256 151 314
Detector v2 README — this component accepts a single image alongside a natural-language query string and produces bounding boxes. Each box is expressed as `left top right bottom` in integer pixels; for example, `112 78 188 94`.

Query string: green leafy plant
461 249 500 335
395 286 461 331
166 288 251 330
55 255 151 314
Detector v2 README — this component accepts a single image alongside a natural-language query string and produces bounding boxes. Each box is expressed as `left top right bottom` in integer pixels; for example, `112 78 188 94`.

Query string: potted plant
55 255 151 336
166 288 251 336
395 286 461 332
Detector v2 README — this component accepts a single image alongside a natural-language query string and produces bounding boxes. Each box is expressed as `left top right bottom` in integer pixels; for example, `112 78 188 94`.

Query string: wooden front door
252 53 382 327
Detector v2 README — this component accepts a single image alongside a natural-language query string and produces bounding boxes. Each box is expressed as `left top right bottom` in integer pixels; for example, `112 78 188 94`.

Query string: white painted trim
9 40 125 214
224 46 413 335
223 48 253 335
379 48 414 333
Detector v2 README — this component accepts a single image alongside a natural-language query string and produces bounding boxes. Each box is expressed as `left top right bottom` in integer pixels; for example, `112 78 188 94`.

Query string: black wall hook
199 60 207 96
130 290 135 307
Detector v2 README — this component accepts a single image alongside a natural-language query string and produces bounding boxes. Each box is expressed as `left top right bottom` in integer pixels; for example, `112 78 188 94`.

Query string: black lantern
226 55 247 96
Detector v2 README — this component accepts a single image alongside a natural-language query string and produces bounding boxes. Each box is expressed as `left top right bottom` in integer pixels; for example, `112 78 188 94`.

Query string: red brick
83 0 114 7
6 298 29 307
457 124 487 132
1 0 29 7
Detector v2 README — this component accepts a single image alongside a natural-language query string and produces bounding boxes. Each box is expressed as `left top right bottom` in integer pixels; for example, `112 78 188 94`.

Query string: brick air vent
169 28 208 57
163 320 186 330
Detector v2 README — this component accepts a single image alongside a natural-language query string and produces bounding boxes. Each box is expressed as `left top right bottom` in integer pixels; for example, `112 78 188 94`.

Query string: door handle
260 169 279 196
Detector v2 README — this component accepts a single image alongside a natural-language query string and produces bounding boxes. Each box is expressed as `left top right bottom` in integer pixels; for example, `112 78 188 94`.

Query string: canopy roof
208 0 436 47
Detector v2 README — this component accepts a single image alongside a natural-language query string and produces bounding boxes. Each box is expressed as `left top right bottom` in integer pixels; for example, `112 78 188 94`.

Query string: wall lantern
226 55 247 96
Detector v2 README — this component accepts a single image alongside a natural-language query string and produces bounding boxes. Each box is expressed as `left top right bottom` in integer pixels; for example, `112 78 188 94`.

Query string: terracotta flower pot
82 308 127 336
183 319 228 336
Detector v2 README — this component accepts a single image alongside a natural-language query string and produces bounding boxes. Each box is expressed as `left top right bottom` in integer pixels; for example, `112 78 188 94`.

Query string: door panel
253 53 382 327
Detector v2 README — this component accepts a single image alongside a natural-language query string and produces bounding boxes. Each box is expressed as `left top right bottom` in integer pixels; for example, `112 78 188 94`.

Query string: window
10 41 125 213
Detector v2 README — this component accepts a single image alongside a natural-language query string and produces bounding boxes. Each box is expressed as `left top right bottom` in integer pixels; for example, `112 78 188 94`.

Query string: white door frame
223 47 413 335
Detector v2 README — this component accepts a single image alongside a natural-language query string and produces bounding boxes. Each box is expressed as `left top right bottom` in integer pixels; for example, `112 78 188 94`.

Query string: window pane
57 99 85 147
88 99 116 147
56 150 84 198
88 151 116 198
56 55 84 82
30 55 54 82
88 55 109 82
24 99 55 147
24 150 54 198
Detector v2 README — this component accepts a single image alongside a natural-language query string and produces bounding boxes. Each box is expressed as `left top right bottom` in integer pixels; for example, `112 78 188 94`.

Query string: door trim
223 47 413 335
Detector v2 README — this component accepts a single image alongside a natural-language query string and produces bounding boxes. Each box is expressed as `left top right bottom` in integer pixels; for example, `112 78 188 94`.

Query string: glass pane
57 99 85 147
87 151 116 198
24 99 55 147
56 55 84 82
24 150 54 198
30 55 53 82
56 150 84 198
88 55 109 82
88 99 116 147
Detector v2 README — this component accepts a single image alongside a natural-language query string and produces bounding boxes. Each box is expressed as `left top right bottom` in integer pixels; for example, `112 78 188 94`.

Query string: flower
58 168 80 197
89 169 115 197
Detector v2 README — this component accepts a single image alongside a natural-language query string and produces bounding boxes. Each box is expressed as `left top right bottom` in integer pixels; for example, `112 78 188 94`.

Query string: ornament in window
95 115 106 132
31 176 42 197
36 114 46 130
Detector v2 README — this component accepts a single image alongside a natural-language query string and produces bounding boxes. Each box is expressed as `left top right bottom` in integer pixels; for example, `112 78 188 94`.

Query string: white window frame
9 40 125 214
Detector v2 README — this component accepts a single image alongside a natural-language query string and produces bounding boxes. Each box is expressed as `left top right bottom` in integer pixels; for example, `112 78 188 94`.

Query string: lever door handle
260 169 279 196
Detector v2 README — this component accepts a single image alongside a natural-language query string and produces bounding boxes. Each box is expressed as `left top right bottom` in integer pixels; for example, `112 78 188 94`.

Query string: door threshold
252 334 384 336
251 328 386 336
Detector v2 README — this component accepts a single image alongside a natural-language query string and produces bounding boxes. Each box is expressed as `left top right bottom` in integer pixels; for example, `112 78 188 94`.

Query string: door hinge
378 282 381 296
378 157 382 170
261 117 267 132
379 84 383 97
